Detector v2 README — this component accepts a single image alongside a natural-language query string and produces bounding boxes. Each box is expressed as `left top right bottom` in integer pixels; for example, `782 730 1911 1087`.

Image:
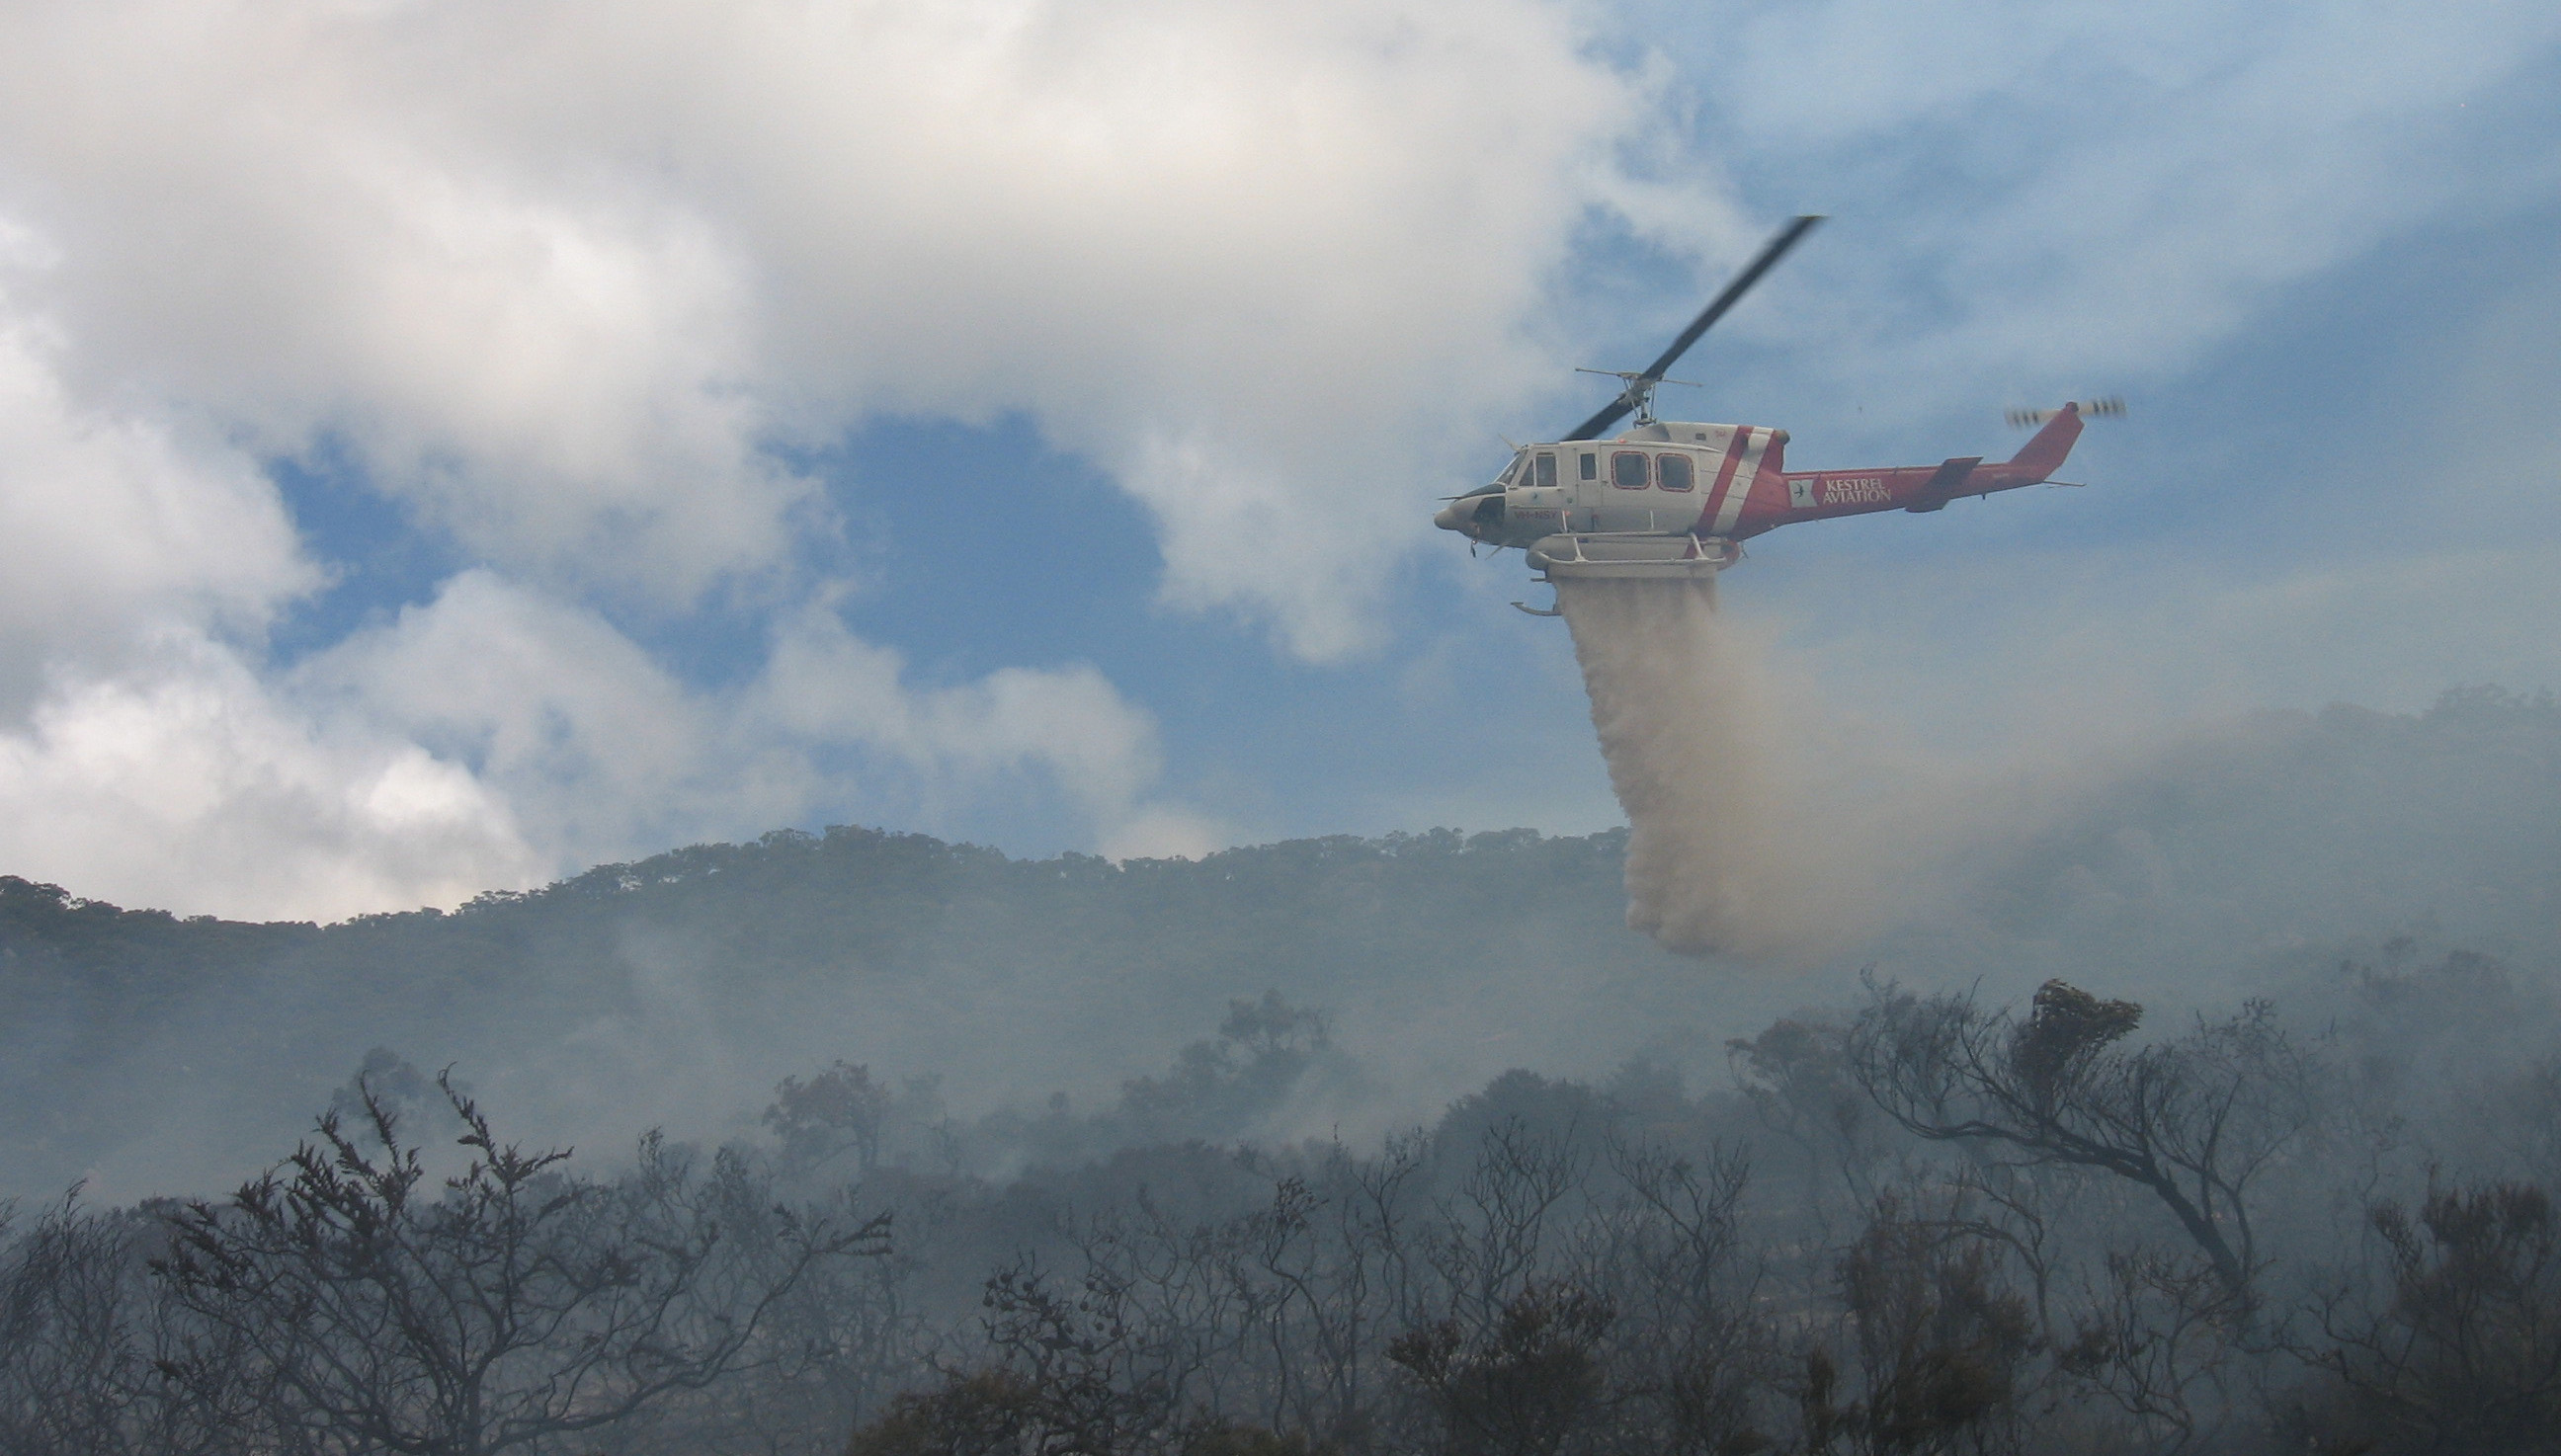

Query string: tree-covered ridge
4 687 2560 1214
0 823 1642 1114
8 685 2557 995
5 824 1627 978
0 826 1658 1201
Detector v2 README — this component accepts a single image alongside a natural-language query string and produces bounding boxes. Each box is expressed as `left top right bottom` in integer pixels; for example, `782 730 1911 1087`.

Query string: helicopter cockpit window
1611 451 1650 489
1579 452 1597 481
1535 452 1557 489
1657 452 1694 491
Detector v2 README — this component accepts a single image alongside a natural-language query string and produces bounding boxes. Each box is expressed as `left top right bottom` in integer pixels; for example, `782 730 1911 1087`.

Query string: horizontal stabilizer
1905 456 1982 514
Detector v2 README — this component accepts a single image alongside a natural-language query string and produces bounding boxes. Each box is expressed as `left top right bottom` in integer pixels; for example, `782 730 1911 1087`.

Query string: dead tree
1846 979 2316 1306
1729 1014 1901 1246
2056 1248 2240 1452
0 1194 152 1456
2303 1179 2561 1454
1592 1139 1770 1456
1388 1281 1613 1456
1233 1138 1429 1445
1815 1196 2039 1456
1383 1117 1611 1456
152 1072 887 1456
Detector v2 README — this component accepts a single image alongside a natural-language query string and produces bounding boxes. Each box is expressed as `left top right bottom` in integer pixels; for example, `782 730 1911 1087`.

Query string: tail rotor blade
2007 396 2125 429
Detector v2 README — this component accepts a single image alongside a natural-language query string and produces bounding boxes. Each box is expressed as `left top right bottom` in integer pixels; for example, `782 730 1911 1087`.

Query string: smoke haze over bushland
8 692 2561 1451
3 687 2557 1208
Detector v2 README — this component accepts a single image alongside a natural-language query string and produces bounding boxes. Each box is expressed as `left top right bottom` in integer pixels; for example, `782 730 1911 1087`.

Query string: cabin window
1535 452 1557 489
1579 452 1597 481
1611 451 1650 489
1656 453 1694 492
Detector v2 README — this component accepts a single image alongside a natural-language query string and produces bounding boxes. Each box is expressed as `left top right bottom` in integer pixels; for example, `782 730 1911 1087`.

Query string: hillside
4 688 2558 1200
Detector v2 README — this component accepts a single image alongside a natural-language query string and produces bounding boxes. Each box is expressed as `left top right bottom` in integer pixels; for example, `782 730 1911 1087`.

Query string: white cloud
751 599 1186 843
0 0 1711 648
0 634 537 922
0 567 1207 918
1629 0 2561 423
295 571 727 860
0 295 312 714
298 573 1199 884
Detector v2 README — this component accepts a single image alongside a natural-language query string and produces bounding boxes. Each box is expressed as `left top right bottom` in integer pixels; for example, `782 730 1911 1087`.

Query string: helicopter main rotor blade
1640 214 1823 383
1562 213 1824 441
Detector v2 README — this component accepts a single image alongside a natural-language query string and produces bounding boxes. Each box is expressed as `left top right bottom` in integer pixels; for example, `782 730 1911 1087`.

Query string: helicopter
1433 215 2114 607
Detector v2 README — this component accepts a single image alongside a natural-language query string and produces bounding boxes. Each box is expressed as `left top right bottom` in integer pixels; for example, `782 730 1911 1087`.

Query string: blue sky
0 0 2557 918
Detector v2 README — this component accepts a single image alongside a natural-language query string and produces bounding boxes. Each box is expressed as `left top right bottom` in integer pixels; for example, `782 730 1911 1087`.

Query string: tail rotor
2007 396 2124 429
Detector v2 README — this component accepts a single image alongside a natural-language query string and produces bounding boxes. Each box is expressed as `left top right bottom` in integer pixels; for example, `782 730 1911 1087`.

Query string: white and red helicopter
1435 215 2115 609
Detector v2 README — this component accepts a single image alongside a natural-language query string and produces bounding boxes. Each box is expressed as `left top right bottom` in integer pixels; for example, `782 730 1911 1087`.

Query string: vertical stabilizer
2007 403 2084 480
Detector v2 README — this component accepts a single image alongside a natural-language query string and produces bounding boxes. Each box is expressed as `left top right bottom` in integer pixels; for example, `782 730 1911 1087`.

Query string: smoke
1555 577 1842 960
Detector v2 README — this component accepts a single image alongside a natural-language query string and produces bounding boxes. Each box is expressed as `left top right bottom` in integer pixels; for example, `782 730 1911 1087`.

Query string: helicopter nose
1436 492 1501 537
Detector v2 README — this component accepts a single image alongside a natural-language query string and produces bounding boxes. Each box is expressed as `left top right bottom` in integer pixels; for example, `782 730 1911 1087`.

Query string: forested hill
0 824 1642 1046
4 688 2559 1200
0 827 1691 1200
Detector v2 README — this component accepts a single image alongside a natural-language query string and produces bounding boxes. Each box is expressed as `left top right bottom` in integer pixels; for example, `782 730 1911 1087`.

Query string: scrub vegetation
4 957 2559 1454
3 689 2561 1453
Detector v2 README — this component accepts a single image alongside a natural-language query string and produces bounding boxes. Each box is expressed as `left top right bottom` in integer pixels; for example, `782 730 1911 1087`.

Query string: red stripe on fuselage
1697 429 1751 533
